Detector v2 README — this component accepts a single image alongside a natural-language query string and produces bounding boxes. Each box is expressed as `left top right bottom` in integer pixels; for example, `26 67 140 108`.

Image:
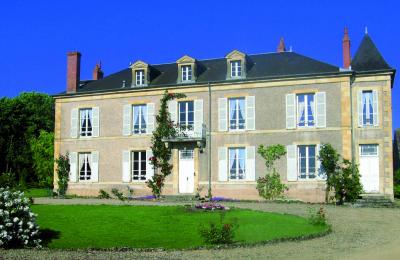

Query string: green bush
198 214 237 245
111 188 125 201
55 154 69 197
98 189 111 199
308 206 327 226
394 169 400 198
0 172 17 188
256 144 288 200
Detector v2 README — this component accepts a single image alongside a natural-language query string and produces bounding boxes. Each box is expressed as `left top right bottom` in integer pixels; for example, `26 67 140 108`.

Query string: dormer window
135 70 145 86
130 60 149 87
230 60 242 78
226 50 246 80
181 65 192 82
176 55 196 83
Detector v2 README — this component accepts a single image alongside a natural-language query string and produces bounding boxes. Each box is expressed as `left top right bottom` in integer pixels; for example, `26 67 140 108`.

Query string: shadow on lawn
39 228 61 246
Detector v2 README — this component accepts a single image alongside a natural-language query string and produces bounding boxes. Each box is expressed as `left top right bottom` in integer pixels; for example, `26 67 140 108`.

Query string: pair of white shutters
357 90 379 127
69 151 99 182
122 150 154 182
286 144 322 181
218 146 255 181
167 99 204 133
70 107 100 138
122 103 155 136
285 92 326 129
218 96 255 131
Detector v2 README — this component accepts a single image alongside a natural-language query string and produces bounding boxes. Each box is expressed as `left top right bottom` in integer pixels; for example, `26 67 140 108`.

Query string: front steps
351 194 394 208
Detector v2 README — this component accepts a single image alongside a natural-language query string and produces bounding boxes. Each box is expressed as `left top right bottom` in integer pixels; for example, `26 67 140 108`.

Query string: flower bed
194 203 229 211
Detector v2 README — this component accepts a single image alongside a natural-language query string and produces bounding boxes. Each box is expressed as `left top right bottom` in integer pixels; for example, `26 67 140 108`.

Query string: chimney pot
342 27 351 69
93 61 104 80
277 37 286 53
66 51 81 93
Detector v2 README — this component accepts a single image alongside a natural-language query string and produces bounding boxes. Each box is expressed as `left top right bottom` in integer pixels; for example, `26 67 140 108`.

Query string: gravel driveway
2 198 400 259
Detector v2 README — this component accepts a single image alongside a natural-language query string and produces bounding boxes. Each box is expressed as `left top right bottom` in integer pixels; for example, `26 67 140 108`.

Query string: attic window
135 70 145 86
230 60 242 78
181 65 192 82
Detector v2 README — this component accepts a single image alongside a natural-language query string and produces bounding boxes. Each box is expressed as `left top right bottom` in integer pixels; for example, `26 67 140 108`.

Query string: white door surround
359 144 380 193
179 149 195 194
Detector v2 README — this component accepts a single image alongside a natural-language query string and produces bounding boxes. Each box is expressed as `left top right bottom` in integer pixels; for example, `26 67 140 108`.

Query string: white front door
179 149 195 193
359 144 379 193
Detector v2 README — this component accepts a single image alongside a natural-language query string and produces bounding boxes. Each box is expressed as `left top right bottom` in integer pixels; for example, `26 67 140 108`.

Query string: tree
256 144 288 200
30 130 54 187
146 91 186 197
0 92 54 187
319 143 363 204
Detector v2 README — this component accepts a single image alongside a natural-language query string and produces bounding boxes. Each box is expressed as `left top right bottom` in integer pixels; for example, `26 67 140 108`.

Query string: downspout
207 82 212 198
350 72 356 169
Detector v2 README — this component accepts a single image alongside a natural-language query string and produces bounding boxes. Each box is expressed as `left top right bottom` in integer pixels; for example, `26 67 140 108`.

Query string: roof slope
76 52 339 93
351 34 392 72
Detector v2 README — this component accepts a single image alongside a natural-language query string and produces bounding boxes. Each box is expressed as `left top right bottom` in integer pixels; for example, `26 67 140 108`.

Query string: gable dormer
226 50 246 80
130 60 149 87
176 55 196 83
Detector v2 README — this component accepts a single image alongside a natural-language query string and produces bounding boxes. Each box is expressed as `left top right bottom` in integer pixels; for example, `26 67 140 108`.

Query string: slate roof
351 34 392 72
74 52 341 94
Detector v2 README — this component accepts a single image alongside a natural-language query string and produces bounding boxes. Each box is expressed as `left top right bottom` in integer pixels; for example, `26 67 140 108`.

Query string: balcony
162 124 206 143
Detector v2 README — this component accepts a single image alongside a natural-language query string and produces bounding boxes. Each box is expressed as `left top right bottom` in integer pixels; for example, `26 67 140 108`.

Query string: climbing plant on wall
146 91 186 197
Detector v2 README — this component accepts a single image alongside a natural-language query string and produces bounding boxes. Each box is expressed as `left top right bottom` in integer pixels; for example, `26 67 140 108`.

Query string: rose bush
0 187 41 248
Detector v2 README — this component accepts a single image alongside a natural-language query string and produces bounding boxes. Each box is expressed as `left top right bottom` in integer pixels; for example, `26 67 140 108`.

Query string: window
132 105 147 134
362 91 374 126
229 148 246 180
178 101 194 130
79 108 93 137
360 144 378 156
131 151 146 181
297 93 315 127
79 153 92 181
181 65 192 82
230 60 242 77
298 145 316 179
135 70 145 86
229 98 245 130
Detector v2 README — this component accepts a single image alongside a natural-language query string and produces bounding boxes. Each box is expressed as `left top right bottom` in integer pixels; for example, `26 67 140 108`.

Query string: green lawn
24 188 52 198
31 205 328 249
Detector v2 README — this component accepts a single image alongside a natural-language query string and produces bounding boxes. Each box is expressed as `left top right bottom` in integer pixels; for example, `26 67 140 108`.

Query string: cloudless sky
0 0 399 130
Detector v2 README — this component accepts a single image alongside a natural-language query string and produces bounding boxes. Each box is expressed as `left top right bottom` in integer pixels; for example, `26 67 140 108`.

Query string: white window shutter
316 144 326 180
168 100 177 124
218 98 228 131
218 147 228 181
70 108 78 138
245 96 255 130
69 152 78 182
286 145 297 181
372 90 379 126
146 150 154 180
92 107 100 137
246 146 256 181
91 151 99 182
123 104 132 136
122 150 131 182
194 99 203 137
286 94 296 129
315 92 326 128
146 103 155 134
357 90 363 127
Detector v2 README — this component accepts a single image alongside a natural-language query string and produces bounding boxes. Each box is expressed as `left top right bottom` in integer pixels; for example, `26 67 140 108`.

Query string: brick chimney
92 61 104 80
277 37 286 52
66 51 81 93
342 27 351 69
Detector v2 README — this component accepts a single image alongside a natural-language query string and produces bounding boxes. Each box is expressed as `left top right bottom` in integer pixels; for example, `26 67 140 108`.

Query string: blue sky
0 0 398 130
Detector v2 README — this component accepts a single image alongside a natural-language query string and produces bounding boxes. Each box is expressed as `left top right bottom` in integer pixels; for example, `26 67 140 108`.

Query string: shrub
256 144 288 200
55 154 69 196
98 189 111 199
394 169 400 199
0 187 41 248
198 214 237 245
308 206 327 226
0 172 17 188
111 188 125 201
